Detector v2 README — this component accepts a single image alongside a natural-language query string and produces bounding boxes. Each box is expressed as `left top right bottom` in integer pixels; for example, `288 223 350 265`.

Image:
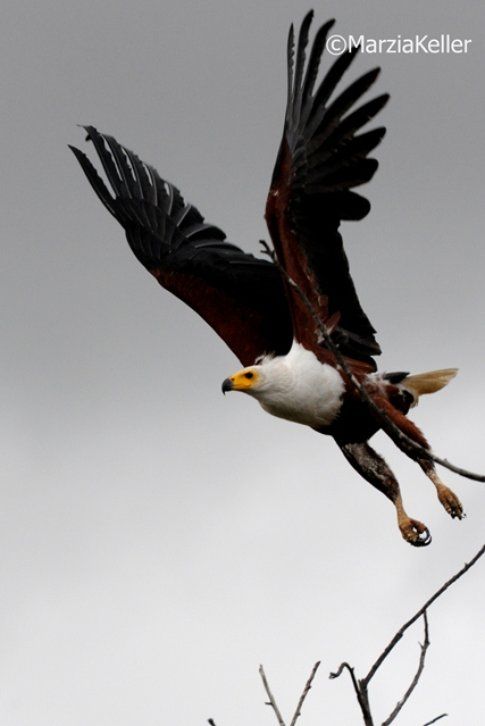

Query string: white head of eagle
222 341 345 428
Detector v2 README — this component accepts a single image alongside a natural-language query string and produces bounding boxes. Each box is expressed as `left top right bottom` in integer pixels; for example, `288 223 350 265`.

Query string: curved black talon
411 527 432 547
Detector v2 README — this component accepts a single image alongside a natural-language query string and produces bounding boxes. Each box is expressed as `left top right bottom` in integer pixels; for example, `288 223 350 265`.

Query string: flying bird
70 11 463 546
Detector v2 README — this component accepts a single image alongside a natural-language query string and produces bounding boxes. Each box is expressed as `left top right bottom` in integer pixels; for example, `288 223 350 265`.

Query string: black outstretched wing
266 12 389 374
70 127 292 366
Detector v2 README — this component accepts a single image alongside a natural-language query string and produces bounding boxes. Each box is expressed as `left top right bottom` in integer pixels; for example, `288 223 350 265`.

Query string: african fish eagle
70 11 463 546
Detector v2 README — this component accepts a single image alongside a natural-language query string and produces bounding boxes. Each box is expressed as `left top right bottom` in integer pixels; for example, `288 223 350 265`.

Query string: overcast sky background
1 1 484 724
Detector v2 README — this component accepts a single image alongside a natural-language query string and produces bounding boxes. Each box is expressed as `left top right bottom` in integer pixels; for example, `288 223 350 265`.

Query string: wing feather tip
303 9 314 24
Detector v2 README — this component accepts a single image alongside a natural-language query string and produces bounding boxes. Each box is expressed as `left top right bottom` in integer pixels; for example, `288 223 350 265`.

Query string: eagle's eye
244 372 254 380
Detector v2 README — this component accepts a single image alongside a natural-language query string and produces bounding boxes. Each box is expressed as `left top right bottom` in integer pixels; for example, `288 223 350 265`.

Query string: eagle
70 11 463 546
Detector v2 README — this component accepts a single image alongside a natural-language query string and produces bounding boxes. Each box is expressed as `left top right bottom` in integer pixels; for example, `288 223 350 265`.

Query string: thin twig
329 663 374 726
364 544 485 685
289 661 320 726
260 239 485 482
259 664 287 726
381 611 430 725
329 662 360 693
422 714 448 725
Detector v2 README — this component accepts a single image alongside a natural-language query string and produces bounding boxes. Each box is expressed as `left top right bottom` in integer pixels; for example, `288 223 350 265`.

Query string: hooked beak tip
221 378 233 395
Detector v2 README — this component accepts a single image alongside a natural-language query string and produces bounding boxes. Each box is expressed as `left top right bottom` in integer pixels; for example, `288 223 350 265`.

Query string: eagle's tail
403 368 458 406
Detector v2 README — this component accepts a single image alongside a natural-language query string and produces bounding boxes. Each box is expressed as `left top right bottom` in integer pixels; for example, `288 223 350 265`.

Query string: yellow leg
419 460 464 520
337 441 432 547
395 494 432 546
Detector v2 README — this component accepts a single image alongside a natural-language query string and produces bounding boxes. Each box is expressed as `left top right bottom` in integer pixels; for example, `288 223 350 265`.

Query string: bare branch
258 661 322 726
289 661 320 726
364 544 485 685
329 663 374 726
357 681 374 726
259 664 287 726
329 661 360 692
422 714 448 725
381 612 430 725
260 240 485 482
329 544 485 724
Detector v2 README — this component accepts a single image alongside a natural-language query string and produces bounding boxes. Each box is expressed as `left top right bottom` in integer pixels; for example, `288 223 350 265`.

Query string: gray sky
1 0 484 724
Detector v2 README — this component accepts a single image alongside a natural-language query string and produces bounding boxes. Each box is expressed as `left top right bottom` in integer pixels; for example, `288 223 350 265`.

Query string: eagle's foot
436 483 464 520
398 516 432 547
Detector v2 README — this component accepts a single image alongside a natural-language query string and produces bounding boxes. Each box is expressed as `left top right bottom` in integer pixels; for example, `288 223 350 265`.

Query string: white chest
255 342 345 428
